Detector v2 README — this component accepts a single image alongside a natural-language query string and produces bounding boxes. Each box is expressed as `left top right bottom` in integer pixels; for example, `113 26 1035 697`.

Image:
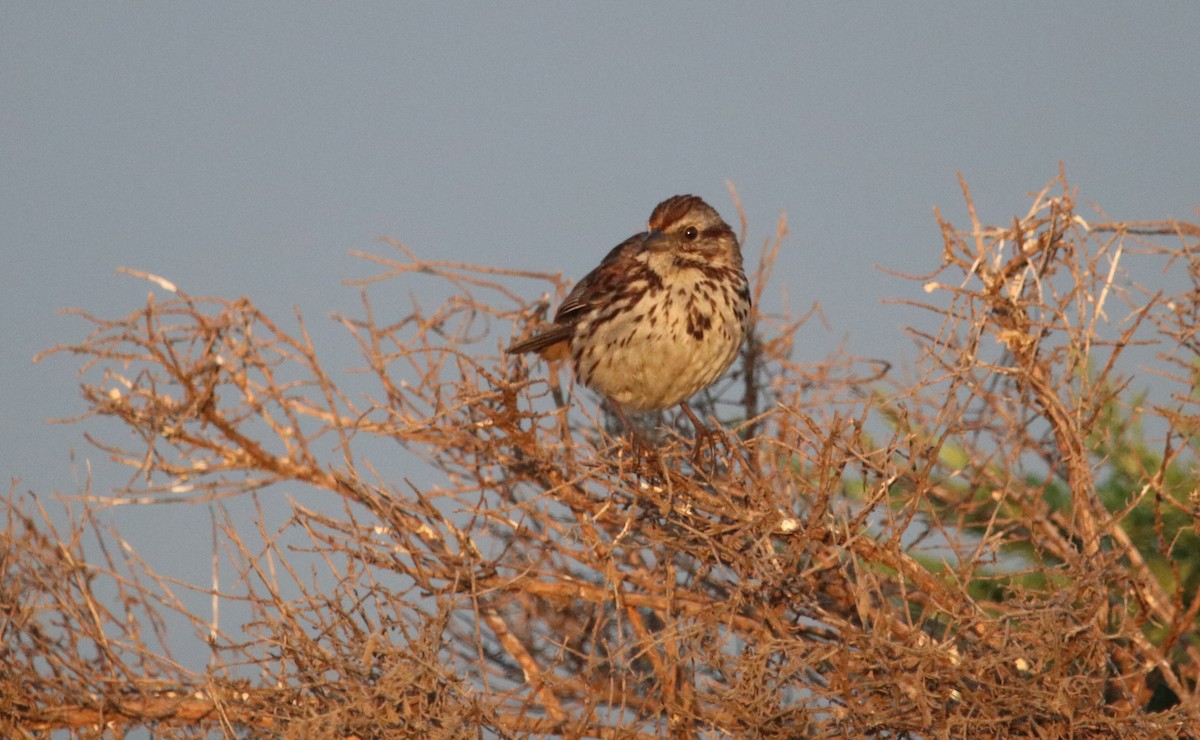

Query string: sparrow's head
643 195 740 267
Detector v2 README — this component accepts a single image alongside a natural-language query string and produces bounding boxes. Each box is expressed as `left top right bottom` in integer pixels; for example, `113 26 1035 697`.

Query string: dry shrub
4 173 1200 737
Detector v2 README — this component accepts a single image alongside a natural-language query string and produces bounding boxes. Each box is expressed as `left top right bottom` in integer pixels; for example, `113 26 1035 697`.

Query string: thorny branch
5 174 1200 737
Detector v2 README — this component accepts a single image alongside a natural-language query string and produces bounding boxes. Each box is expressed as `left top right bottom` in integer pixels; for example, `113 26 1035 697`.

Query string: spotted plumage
507 195 751 414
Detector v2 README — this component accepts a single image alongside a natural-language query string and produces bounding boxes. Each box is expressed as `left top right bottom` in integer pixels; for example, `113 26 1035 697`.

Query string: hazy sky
4 4 1199 644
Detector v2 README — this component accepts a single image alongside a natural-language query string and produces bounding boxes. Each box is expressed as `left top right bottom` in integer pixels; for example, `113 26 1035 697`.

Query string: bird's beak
643 229 670 252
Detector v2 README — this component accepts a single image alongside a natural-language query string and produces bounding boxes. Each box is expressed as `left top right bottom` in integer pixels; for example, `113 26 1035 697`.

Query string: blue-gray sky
4 4 1198 601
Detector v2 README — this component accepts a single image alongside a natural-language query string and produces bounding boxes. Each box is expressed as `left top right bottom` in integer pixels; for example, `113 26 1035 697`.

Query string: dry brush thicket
4 174 1200 737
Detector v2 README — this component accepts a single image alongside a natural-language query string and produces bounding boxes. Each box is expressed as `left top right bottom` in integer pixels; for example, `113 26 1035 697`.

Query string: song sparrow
507 194 751 436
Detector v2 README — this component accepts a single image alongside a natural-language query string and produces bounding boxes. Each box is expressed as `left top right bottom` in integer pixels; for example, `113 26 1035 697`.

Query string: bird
506 194 751 445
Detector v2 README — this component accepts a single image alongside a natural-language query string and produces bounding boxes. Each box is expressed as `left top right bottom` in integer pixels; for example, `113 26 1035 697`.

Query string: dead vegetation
4 172 1200 737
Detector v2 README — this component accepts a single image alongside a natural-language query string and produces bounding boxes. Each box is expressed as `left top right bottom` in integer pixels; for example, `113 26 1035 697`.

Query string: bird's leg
679 401 728 468
607 401 658 464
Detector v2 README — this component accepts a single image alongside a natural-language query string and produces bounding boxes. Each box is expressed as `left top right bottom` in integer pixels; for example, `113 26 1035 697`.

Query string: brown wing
552 231 647 324
506 231 648 360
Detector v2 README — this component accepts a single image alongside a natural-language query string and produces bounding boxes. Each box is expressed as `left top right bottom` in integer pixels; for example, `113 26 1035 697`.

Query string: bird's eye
683 226 699 241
